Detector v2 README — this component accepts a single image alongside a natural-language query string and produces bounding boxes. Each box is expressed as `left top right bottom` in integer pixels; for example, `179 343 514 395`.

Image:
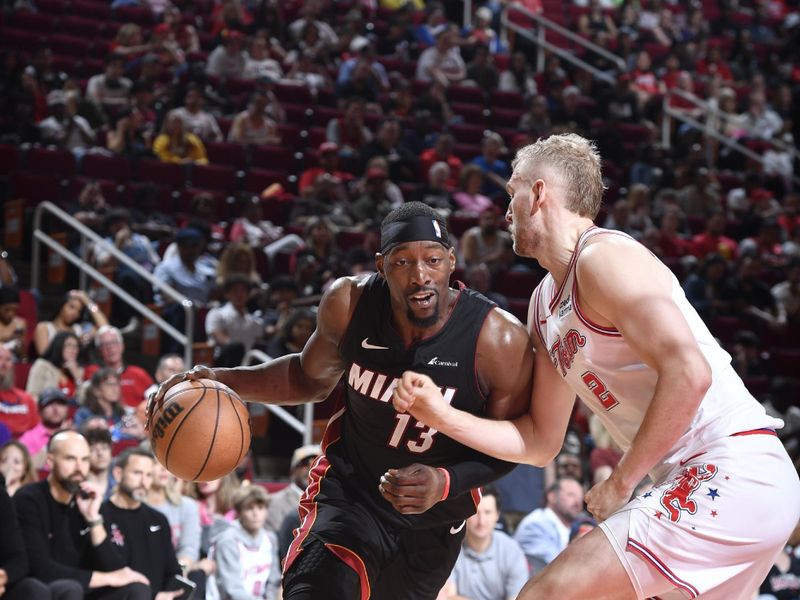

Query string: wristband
86 516 104 528
437 467 451 502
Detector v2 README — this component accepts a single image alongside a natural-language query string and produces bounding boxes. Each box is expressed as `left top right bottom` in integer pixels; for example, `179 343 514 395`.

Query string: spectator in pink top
453 164 495 215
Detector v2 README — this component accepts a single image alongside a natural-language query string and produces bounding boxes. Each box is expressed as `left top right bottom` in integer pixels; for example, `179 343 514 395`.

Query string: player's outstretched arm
578 237 712 520
150 276 362 410
394 304 577 467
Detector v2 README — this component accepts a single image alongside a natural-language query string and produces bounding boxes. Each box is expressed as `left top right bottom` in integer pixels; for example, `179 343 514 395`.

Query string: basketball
149 378 251 482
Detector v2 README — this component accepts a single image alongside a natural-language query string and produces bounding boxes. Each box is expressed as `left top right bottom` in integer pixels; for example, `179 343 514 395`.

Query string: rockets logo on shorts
660 464 718 522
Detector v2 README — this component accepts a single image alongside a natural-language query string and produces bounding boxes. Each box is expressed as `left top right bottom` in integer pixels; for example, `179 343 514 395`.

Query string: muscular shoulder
577 233 670 291
316 274 371 342
476 307 532 374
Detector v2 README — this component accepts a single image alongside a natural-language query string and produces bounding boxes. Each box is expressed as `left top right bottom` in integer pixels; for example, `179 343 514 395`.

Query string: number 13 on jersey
388 387 456 453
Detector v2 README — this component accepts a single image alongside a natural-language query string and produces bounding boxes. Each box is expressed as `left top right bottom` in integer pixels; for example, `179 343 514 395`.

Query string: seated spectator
216 242 262 290
358 118 417 182
84 326 154 409
162 6 200 53
444 486 528 600
578 0 618 41
33 290 109 358
100 449 182 598
184 474 240 557
206 29 246 79
604 199 641 240
682 253 737 320
264 444 320 533
74 369 143 441
143 354 185 401
84 427 115 501
153 226 217 309
14 430 149 598
287 0 338 49
337 40 389 101
67 180 109 232
732 256 786 330
265 308 315 358
518 94 552 138
86 54 132 116
261 276 300 340
298 142 354 197
172 84 223 143
602 73 640 124
464 263 509 311
471 131 511 198
147 460 213 595
326 97 372 157
109 23 152 60
0 287 26 362
657 205 691 258
419 134 462 189
208 485 281 600
228 90 281 146
0 440 36 497
551 85 591 134
229 195 304 265
464 44 499 91
416 25 466 87
730 330 769 378
284 48 331 93
26 332 84 402
206 275 266 367
106 107 155 160
513 478 585 574
38 89 94 155
739 219 786 268
463 7 503 53
243 36 283 81
740 90 783 141
772 258 800 322
413 161 455 212
691 209 738 260
453 164 494 215
19 388 71 471
461 208 512 272
152 111 209 165
499 51 538 97
415 80 456 126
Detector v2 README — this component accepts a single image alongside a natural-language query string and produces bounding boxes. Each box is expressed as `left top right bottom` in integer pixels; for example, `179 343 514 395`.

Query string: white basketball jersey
532 227 782 482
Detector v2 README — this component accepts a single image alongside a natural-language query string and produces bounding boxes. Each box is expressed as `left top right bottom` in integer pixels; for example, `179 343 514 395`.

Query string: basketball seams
191 387 222 481
227 392 247 469
160 387 207 471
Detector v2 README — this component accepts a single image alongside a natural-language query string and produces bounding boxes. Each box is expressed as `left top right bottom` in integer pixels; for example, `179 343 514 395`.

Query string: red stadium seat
12 11 56 33
494 271 543 299
243 168 288 194
136 159 187 188
26 147 77 179
204 141 248 169
81 153 132 182
48 34 92 58
0 144 21 177
189 164 239 192
251 145 295 171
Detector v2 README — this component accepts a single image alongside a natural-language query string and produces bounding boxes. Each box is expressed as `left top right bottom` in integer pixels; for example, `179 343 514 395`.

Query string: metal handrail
31 201 196 366
242 349 314 445
503 3 625 79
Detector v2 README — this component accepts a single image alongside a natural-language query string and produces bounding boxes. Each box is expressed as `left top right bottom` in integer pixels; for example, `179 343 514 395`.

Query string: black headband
380 215 451 254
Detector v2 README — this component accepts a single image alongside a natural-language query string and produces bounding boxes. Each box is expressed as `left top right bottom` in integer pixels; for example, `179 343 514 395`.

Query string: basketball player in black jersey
148 202 534 600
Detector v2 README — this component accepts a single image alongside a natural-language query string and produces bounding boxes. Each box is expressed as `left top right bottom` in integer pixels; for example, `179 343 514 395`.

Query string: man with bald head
13 430 151 599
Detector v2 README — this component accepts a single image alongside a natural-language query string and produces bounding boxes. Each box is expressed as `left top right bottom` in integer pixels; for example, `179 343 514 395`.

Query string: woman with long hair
32 290 108 357
266 308 316 358
0 440 37 496
152 111 209 165
216 242 262 288
26 332 84 401
73 368 143 440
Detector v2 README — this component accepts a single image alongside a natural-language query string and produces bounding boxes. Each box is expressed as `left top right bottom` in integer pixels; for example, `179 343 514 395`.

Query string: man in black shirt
100 448 183 600
13 430 150 599
151 202 534 599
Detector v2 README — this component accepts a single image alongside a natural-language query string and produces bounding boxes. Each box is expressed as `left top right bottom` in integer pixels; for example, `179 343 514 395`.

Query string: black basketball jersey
331 272 496 530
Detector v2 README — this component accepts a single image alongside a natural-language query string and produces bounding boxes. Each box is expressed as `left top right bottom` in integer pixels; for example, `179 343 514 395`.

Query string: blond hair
512 133 605 219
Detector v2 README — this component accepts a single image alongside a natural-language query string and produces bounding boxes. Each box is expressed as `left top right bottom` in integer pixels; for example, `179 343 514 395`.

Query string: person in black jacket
13 430 150 600
100 448 183 600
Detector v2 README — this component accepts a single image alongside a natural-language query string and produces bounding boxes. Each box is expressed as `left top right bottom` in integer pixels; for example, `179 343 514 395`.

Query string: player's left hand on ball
146 365 216 431
379 463 447 515
584 475 632 522
393 371 450 428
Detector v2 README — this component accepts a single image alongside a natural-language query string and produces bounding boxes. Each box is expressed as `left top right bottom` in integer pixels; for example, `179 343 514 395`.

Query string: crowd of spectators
0 0 799 597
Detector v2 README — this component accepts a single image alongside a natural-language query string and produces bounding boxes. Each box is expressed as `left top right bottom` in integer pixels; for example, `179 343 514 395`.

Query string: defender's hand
146 365 216 431
379 463 446 515
392 371 451 430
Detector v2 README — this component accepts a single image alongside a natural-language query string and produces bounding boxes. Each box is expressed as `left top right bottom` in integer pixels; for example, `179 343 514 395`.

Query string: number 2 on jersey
581 371 619 410
389 414 438 453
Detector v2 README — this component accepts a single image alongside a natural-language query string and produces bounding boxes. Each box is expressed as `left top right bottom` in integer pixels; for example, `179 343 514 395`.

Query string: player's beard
406 299 439 328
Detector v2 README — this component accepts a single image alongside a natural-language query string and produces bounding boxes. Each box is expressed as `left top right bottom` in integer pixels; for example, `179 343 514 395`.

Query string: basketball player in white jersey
392 133 800 599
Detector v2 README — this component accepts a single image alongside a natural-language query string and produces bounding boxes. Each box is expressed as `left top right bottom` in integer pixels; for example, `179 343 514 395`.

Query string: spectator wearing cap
172 84 223 143
205 274 266 367
228 90 282 146
206 29 247 79
83 326 154 410
298 142 354 196
208 485 281 600
265 444 320 534
443 486 529 600
0 287 25 363
38 89 95 154
152 110 209 165
513 478 585 574
86 54 133 114
18 388 70 471
416 24 466 87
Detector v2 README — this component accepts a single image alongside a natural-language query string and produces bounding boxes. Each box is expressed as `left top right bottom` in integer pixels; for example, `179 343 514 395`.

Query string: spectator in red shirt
419 133 462 188
0 346 39 437
695 42 734 82
298 142 355 196
692 209 739 260
83 326 153 409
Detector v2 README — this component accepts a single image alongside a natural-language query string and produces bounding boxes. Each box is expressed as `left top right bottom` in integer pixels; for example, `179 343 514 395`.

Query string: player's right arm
150 276 362 410
393 295 577 467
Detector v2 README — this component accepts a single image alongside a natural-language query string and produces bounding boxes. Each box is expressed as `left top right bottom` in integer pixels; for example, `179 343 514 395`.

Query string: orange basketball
150 378 251 482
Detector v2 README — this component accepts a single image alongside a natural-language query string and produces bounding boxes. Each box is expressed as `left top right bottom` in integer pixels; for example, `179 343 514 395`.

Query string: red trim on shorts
626 538 699 599
283 405 345 575
731 428 777 437
470 486 482 509
325 543 371 600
